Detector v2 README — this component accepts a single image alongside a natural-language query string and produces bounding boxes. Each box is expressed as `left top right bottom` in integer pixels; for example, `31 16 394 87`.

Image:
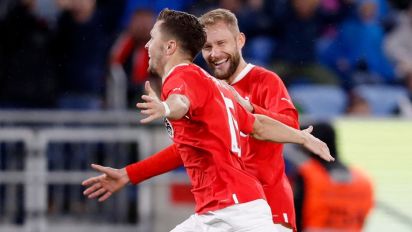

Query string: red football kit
129 63 266 214
127 64 298 228
231 64 299 230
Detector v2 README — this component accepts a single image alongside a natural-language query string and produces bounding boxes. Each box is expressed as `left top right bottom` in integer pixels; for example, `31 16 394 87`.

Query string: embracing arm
251 114 334 162
252 105 299 129
227 77 299 129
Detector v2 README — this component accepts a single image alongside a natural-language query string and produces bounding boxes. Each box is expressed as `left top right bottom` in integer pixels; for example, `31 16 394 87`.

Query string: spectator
121 0 195 24
53 0 121 110
237 0 274 66
269 0 340 86
287 122 374 232
0 0 56 108
321 0 395 88
384 2 412 81
345 91 372 116
109 9 156 108
386 1 412 117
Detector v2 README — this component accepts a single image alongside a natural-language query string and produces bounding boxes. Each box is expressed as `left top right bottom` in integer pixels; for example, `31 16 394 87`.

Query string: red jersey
162 63 265 214
232 64 299 229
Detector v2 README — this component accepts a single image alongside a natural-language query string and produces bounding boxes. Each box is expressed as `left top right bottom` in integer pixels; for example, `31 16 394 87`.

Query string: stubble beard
148 65 160 78
210 52 240 81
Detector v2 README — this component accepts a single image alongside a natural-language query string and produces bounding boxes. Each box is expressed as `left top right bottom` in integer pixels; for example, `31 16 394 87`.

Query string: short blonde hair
199 8 240 34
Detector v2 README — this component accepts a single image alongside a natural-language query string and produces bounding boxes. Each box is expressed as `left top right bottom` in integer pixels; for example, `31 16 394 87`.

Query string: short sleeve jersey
161 63 265 214
231 64 299 228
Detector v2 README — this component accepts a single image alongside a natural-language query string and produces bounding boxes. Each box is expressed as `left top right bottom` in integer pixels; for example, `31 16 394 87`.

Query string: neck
227 58 247 84
162 55 192 82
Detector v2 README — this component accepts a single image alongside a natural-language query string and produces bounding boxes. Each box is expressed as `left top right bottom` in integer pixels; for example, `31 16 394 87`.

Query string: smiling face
145 20 167 77
201 21 243 81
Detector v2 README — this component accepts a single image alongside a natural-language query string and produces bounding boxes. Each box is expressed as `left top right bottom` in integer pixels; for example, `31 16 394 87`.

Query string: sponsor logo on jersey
172 87 182 92
281 97 291 102
164 117 174 138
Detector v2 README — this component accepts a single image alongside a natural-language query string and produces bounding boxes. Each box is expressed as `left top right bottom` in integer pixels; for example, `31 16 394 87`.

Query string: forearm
125 144 183 184
251 114 304 144
252 104 299 129
164 94 190 120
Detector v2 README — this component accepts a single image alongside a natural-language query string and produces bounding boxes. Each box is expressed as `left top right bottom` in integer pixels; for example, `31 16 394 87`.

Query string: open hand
136 81 165 123
301 126 335 162
82 164 129 202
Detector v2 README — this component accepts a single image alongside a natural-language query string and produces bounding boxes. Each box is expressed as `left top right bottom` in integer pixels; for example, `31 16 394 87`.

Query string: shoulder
251 66 284 86
166 65 205 86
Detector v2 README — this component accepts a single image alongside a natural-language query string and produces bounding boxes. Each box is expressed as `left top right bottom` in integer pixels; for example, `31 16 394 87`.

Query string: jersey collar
230 63 255 85
163 63 190 83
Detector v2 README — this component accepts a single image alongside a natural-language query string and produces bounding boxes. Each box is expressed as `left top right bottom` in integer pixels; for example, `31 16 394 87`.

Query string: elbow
291 119 300 130
252 115 268 141
169 101 189 120
289 110 300 129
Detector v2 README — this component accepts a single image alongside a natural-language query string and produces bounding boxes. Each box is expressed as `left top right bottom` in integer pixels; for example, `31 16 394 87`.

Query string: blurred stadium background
0 0 411 231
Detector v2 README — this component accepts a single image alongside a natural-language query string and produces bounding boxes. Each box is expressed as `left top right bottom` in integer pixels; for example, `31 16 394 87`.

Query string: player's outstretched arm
82 145 182 202
251 114 335 162
126 144 183 184
136 81 190 123
82 164 130 202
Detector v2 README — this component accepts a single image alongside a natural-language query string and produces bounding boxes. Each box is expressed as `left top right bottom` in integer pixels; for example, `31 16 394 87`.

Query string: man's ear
237 32 246 49
166 40 177 55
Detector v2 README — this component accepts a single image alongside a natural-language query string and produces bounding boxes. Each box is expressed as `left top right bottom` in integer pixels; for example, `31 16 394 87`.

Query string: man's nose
210 47 221 59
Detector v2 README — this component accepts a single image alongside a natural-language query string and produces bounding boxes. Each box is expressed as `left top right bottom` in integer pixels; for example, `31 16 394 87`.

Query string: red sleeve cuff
126 144 183 184
251 103 299 129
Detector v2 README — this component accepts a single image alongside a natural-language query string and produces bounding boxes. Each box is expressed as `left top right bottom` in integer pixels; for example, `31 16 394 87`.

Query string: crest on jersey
163 117 174 138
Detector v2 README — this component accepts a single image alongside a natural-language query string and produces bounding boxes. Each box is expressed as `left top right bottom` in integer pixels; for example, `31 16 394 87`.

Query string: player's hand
82 164 130 202
224 82 254 112
136 81 165 123
301 126 335 162
144 80 160 100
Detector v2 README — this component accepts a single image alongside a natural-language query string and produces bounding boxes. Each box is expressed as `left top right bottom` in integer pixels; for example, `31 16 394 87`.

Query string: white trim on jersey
232 194 239 204
163 63 189 83
231 63 255 85
283 213 289 223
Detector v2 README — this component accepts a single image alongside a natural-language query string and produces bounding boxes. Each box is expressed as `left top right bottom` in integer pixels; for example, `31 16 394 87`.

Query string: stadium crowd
1 0 403 230
0 0 411 117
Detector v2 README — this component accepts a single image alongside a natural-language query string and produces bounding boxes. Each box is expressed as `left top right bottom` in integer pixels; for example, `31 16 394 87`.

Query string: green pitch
335 119 412 232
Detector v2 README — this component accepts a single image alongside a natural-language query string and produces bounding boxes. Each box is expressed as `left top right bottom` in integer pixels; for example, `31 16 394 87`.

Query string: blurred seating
289 84 347 118
353 84 408 115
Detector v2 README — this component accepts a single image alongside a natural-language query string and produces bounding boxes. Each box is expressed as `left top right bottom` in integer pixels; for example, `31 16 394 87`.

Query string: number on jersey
222 96 241 157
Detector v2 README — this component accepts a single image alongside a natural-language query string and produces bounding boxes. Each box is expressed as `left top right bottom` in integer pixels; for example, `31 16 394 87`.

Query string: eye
203 44 212 51
217 40 225 46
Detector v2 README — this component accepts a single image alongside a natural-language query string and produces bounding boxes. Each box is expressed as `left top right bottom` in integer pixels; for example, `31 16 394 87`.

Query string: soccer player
82 9 333 232
200 9 300 232
128 8 300 231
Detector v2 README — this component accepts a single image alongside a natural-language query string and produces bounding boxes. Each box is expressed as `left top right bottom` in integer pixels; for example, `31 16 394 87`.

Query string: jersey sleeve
252 72 299 129
162 70 207 116
126 144 182 184
235 100 256 134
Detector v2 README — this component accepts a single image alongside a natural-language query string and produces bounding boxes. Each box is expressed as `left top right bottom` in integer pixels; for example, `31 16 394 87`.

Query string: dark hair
157 9 206 60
